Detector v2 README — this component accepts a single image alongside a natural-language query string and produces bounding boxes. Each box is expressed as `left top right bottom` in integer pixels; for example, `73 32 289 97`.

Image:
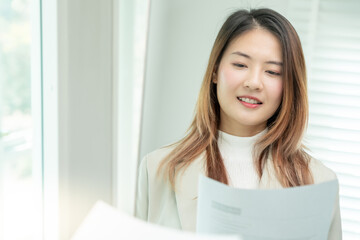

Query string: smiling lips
237 96 262 108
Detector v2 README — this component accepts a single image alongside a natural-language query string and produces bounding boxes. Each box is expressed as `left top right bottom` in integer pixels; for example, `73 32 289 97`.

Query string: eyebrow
231 51 283 66
232 51 251 59
265 60 283 66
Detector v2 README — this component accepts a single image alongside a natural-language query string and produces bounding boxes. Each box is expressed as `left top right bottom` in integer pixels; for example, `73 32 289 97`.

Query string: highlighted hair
159 8 313 188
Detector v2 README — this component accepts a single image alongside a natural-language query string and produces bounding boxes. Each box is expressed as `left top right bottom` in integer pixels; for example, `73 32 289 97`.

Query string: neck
219 122 266 137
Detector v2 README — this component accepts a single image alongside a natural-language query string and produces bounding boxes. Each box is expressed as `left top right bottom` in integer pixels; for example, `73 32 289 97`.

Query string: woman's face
214 28 283 137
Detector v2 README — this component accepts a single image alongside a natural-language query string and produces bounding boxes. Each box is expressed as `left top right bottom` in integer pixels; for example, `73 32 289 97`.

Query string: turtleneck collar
218 128 267 149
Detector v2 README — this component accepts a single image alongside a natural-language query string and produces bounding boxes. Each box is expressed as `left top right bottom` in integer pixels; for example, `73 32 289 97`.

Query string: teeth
238 97 261 104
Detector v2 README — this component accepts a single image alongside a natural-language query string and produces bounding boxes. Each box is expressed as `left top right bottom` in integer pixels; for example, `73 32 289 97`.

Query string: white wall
60 1 113 238
139 0 287 159
114 0 150 216
42 0 114 239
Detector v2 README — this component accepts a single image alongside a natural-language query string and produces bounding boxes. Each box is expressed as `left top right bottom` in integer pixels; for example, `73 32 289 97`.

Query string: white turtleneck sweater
217 129 266 189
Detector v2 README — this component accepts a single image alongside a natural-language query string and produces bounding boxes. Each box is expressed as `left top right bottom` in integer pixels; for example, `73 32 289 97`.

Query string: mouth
237 97 262 105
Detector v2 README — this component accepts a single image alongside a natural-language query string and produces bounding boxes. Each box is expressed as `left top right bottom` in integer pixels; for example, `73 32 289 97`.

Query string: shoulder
145 144 176 162
140 144 177 175
309 157 338 183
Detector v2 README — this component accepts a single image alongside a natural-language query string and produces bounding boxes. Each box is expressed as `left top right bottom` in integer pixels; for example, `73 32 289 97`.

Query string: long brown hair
158 8 313 188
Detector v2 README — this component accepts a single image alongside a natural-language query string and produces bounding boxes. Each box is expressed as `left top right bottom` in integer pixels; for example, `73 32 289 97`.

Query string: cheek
218 66 242 89
268 80 283 104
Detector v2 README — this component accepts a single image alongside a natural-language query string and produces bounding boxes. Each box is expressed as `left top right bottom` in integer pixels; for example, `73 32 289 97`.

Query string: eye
266 70 281 76
232 63 247 68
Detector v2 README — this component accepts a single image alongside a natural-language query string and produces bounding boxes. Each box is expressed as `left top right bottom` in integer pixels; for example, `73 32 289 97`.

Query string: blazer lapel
174 153 206 232
174 156 282 232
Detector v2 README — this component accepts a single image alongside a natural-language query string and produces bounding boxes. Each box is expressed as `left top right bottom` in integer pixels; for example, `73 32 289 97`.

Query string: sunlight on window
0 0 40 239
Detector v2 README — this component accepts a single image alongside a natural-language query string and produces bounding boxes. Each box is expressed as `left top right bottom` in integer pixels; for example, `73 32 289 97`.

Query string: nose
244 69 263 91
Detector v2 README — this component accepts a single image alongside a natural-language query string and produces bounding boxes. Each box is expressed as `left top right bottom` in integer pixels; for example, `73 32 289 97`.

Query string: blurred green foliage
0 0 31 116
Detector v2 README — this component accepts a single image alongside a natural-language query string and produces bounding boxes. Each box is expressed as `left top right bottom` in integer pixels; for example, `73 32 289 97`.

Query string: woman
136 8 342 239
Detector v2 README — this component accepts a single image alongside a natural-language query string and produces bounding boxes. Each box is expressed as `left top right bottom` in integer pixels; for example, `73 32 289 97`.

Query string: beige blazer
135 146 342 239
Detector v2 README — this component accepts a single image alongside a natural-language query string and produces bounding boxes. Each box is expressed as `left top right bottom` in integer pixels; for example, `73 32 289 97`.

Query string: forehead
223 28 283 60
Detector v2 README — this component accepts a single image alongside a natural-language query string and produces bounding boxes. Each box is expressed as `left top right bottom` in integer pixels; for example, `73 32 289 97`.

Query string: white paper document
72 201 240 240
196 175 338 240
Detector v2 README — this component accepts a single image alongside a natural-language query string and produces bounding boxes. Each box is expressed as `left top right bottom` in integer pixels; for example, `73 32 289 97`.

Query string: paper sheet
196 175 338 240
71 201 240 240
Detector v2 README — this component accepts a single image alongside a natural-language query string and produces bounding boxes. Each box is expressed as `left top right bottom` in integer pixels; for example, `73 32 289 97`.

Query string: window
287 0 360 239
0 0 42 239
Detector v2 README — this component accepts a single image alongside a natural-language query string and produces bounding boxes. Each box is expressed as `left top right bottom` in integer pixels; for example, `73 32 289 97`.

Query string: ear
212 64 219 84
212 72 217 84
